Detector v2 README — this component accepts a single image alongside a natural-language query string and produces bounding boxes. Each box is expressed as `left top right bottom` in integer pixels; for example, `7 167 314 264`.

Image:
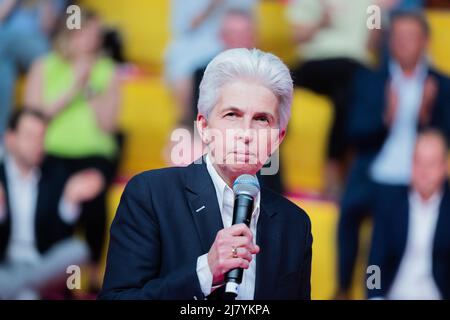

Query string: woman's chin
226 162 261 177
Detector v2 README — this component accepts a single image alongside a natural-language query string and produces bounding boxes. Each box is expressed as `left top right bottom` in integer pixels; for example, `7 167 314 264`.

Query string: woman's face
197 80 286 178
70 18 102 56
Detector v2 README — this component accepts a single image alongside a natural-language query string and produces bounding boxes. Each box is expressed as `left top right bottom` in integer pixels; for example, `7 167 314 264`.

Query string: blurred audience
165 0 257 128
0 0 68 155
286 0 373 198
336 10 450 299
368 129 450 300
23 9 121 291
0 109 103 299
0 0 449 300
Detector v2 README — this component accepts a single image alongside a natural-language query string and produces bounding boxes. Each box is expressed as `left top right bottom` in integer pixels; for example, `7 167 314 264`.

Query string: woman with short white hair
100 48 312 301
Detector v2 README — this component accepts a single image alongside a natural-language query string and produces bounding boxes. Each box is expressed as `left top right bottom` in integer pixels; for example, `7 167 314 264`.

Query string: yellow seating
282 89 333 193
78 0 171 73
78 0 450 77
118 76 177 177
298 199 340 300
427 10 450 76
79 0 298 73
256 1 298 67
291 199 372 300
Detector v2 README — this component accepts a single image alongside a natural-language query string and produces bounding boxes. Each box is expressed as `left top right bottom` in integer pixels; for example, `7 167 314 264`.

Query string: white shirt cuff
196 253 213 296
58 198 82 224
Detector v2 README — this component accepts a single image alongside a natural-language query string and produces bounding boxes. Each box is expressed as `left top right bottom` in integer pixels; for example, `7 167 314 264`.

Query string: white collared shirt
0 155 81 265
370 60 428 185
387 190 442 300
196 154 261 300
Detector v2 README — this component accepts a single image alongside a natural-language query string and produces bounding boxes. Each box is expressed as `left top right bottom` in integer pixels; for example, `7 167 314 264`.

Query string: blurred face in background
70 17 103 57
390 17 429 70
220 12 256 50
197 80 285 180
5 115 47 169
412 133 448 200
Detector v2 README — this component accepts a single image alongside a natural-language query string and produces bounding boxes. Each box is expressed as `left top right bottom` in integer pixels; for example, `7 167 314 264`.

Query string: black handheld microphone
224 174 260 298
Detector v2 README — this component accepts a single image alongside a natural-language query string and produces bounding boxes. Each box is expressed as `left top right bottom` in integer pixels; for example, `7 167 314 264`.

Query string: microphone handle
224 194 254 297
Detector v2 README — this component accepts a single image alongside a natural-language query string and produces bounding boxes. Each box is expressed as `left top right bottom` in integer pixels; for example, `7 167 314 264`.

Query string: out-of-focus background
1 0 450 300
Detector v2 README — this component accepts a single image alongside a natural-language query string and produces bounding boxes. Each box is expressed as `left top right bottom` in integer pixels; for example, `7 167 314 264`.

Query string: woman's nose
236 128 254 144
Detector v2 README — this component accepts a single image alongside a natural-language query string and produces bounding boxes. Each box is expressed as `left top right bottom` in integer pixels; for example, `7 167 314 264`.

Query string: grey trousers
0 238 89 300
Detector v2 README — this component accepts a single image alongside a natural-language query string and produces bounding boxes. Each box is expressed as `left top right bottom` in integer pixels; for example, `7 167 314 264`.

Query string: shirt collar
409 188 443 210
389 58 428 83
205 153 261 217
4 153 41 184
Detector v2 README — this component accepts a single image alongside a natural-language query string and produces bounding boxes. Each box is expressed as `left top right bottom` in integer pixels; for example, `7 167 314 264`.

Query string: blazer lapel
185 157 224 253
254 190 280 299
393 190 409 261
184 159 282 298
433 182 450 266
35 170 49 230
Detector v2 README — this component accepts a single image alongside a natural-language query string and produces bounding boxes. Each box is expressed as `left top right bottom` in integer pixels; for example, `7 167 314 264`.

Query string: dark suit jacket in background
347 64 450 170
0 159 74 262
99 158 312 300
367 182 450 299
337 64 450 290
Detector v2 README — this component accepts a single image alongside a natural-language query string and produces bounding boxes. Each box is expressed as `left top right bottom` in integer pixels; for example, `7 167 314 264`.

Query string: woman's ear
278 128 287 145
196 114 210 144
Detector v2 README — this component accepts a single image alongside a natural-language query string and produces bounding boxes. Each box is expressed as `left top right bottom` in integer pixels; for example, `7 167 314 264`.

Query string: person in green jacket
24 9 121 293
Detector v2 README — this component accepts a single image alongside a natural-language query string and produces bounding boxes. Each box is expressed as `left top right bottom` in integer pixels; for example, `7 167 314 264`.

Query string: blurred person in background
0 0 68 156
165 0 257 129
23 9 121 293
0 109 104 300
336 10 450 299
286 0 373 199
368 129 450 300
368 0 425 65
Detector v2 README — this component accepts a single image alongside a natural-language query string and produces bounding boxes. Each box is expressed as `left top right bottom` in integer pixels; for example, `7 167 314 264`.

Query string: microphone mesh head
233 174 260 197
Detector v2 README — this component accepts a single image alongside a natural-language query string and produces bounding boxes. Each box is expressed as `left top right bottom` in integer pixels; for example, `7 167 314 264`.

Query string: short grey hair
390 9 430 36
197 48 293 130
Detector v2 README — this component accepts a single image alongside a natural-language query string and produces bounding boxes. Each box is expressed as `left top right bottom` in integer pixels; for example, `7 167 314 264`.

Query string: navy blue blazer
367 182 450 299
347 65 450 173
99 158 312 300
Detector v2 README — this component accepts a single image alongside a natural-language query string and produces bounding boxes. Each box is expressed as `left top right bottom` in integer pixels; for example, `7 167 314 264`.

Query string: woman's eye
225 112 236 118
255 116 269 123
